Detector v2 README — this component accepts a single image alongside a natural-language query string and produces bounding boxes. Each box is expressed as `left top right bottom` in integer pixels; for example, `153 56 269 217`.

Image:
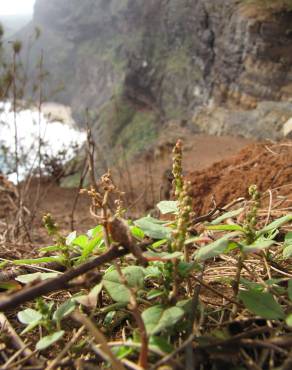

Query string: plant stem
231 252 244 318
114 262 148 369
72 311 125 370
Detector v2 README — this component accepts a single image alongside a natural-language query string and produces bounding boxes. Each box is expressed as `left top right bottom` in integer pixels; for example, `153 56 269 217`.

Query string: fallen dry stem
45 325 85 370
0 313 37 365
0 244 149 312
72 311 126 370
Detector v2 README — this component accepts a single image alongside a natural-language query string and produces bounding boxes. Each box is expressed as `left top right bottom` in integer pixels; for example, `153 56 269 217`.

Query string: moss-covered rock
115 110 158 158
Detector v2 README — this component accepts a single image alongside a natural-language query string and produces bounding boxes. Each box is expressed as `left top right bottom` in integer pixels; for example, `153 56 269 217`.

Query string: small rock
283 117 292 138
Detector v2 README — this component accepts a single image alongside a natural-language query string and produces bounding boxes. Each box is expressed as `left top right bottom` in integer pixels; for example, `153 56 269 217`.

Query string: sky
0 0 35 16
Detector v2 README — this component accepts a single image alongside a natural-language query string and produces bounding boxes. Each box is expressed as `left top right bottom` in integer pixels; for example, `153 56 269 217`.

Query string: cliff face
23 0 292 154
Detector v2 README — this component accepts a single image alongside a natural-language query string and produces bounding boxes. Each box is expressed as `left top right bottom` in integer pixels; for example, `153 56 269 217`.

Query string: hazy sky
0 0 36 16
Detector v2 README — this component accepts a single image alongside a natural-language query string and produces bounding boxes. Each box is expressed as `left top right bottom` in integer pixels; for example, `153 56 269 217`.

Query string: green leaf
13 256 64 265
53 300 76 323
144 265 162 279
242 239 275 253
73 235 89 249
149 336 173 354
21 321 41 335
265 279 286 295
74 283 103 308
194 233 239 261
240 278 285 294
142 305 185 335
147 289 164 300
66 231 77 246
240 278 263 291
0 281 21 290
286 313 292 327
123 266 145 287
87 225 103 238
103 266 145 303
36 331 64 351
79 236 103 261
239 290 285 320
210 208 244 225
207 224 245 232
283 232 292 259
285 231 292 244
134 217 172 240
17 309 42 324
142 306 163 335
103 311 116 327
152 239 168 248
39 245 62 253
143 251 183 260
100 302 127 313
131 226 145 240
185 236 200 245
258 214 292 235
288 280 292 302
138 216 166 224
177 261 198 277
112 345 133 360
157 201 178 215
16 272 60 284
176 299 193 314
266 278 286 286
283 244 292 259
0 261 8 269
240 278 287 295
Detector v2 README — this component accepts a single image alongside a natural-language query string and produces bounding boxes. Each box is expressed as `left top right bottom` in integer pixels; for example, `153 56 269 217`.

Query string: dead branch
72 311 126 370
0 244 148 312
0 313 39 366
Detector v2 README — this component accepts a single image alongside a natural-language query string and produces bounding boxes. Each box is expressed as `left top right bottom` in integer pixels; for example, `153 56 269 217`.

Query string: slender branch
12 47 19 192
231 252 244 318
72 311 126 370
45 325 85 370
192 275 240 306
0 245 140 312
70 158 88 230
0 313 38 365
114 262 148 369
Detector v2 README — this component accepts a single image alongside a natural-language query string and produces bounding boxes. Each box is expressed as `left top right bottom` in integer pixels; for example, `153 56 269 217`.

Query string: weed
0 140 291 369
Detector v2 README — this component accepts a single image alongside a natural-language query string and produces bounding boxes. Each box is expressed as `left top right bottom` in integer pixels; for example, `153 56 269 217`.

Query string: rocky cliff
20 0 292 155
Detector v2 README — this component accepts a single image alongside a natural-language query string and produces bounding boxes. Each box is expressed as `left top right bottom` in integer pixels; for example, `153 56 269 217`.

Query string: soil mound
188 141 292 214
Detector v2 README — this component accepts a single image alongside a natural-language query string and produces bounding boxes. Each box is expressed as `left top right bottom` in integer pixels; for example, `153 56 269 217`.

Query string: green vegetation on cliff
96 96 158 161
242 0 292 11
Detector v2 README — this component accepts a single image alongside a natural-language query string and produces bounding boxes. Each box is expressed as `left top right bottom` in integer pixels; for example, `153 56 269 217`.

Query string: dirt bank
188 141 292 214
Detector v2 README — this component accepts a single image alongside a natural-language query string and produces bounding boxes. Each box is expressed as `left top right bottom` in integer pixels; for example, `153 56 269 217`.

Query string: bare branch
0 245 134 312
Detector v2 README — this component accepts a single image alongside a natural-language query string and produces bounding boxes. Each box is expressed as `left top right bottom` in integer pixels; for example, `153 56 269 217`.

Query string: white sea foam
0 101 86 182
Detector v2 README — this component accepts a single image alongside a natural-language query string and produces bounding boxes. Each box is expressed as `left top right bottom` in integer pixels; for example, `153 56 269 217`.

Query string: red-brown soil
188 141 292 214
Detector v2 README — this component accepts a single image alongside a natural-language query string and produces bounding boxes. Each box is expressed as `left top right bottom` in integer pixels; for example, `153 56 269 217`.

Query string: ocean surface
0 101 86 182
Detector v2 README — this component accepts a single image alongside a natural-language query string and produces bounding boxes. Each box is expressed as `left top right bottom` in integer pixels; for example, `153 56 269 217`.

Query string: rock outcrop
192 101 292 140
18 0 292 155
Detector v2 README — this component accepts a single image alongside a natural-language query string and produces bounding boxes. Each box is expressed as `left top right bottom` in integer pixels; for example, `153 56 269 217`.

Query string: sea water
0 101 86 183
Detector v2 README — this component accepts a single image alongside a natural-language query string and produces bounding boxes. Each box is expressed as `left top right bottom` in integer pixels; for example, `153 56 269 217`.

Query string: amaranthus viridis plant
243 184 261 245
42 213 71 267
232 184 261 317
170 140 193 300
171 140 192 257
